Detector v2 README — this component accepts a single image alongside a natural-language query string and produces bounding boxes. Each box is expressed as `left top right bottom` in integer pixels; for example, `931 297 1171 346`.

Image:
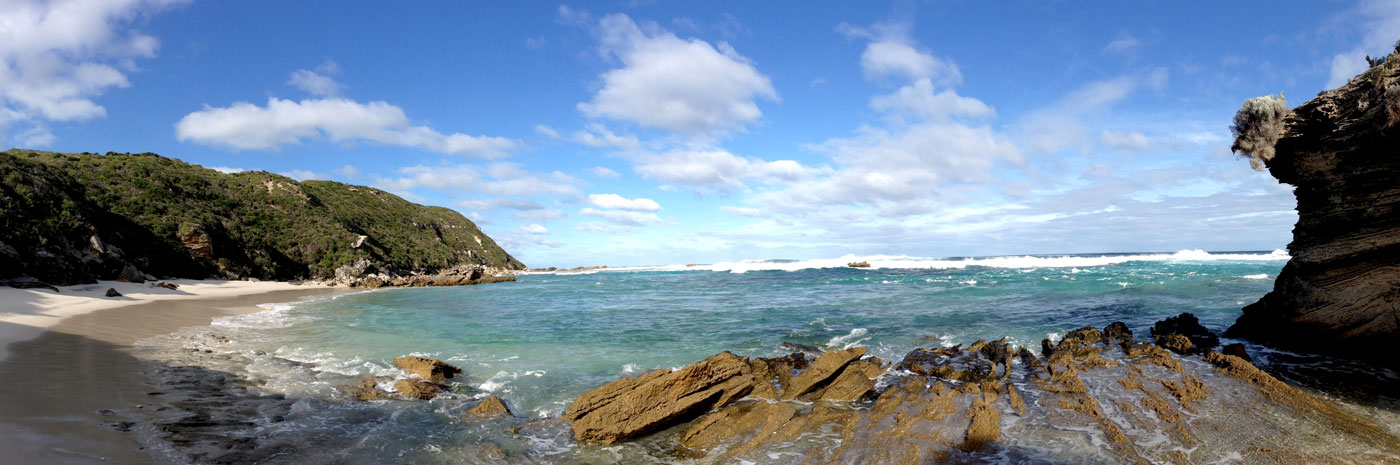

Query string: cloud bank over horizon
5 1 1391 266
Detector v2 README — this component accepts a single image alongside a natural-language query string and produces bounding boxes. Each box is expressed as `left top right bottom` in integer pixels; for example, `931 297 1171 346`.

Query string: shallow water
131 249 1400 463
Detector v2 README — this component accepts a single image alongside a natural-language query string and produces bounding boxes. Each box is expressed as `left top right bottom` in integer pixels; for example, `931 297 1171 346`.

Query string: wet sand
0 285 344 465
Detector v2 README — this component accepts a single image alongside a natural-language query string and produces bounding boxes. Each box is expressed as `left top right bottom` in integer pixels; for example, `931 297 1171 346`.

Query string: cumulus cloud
287 61 344 97
722 206 764 217
534 124 560 138
861 40 962 85
207 165 245 174
589 166 621 178
870 78 994 122
456 197 547 211
520 224 548 234
1100 130 1150 151
374 163 580 197
0 0 183 146
589 193 660 211
1325 0 1400 89
281 169 329 181
577 13 777 136
580 207 664 226
175 97 516 157
633 149 815 189
572 124 640 149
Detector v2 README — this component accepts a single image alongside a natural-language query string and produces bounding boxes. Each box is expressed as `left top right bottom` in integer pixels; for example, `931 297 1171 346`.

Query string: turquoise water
136 250 1296 463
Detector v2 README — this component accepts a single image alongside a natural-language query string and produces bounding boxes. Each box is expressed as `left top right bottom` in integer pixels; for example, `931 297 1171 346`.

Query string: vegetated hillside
0 149 524 285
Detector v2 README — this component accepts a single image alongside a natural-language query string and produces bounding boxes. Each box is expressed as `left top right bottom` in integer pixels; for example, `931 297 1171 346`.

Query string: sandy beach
0 280 345 465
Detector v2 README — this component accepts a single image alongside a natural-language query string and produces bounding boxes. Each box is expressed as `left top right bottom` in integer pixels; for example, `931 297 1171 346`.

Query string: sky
3 1 1399 267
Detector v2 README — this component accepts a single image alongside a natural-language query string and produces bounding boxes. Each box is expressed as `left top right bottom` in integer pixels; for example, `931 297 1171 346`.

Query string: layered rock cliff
0 150 525 285
1226 47 1400 362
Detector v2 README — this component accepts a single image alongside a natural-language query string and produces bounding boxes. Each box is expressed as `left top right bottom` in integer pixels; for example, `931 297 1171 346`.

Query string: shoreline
0 280 347 465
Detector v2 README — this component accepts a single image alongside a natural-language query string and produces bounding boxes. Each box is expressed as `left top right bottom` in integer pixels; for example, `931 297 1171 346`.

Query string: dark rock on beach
1226 46 1400 365
104 287 121 297
1151 312 1219 354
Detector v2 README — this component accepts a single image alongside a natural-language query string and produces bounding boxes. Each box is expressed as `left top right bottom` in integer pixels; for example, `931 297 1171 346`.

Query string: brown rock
1225 56 1400 364
179 224 214 260
340 375 392 401
817 358 886 402
465 396 514 419
961 396 1001 451
1222 343 1251 362
1155 334 1194 354
153 281 179 290
393 356 462 382
394 379 444 400
782 347 867 400
846 261 871 268
564 351 754 444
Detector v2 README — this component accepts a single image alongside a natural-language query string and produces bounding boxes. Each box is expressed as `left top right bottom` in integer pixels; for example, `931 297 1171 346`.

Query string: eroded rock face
564 351 755 444
1151 312 1219 353
569 322 1400 463
394 379 444 400
1227 52 1400 364
393 356 462 383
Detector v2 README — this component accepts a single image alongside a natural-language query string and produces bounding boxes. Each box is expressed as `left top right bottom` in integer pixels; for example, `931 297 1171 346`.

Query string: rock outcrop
564 321 1400 463
465 396 515 419
393 356 462 383
1226 45 1400 363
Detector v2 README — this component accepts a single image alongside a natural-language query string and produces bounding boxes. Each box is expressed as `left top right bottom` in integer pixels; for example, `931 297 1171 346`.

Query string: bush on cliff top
1230 94 1289 171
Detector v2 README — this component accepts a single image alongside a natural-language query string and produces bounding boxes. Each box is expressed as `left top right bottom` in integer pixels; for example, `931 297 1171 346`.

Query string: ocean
131 249 1397 463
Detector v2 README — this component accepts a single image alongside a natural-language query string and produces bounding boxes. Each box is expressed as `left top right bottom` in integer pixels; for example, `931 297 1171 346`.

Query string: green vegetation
0 150 523 284
1229 94 1289 171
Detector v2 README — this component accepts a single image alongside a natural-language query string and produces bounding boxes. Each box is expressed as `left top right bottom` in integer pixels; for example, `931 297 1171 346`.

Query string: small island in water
2 10 1400 465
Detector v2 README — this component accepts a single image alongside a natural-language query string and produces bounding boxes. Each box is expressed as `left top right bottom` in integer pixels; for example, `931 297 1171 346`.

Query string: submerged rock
340 375 392 401
465 396 515 419
779 341 820 355
393 356 462 383
394 379 444 400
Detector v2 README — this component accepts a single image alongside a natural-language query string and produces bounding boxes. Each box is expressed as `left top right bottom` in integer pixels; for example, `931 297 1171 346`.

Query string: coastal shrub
1230 94 1289 171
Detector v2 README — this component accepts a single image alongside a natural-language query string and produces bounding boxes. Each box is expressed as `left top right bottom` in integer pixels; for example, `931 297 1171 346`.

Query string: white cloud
580 207 663 226
287 60 343 96
1104 34 1142 55
175 97 517 158
1099 130 1150 151
335 164 360 178
207 165 245 174
721 206 764 217
869 78 994 121
589 193 661 211
1015 70 1167 154
374 165 480 191
589 166 621 178
456 197 547 211
633 149 814 189
861 40 961 85
0 0 183 145
282 169 329 181
572 123 640 149
578 13 777 136
534 124 560 138
1325 0 1400 88
520 224 548 234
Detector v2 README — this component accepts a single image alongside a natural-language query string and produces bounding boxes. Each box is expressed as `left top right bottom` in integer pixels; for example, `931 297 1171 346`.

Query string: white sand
0 279 326 361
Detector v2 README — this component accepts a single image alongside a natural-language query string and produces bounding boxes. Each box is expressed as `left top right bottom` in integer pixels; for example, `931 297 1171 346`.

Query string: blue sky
3 1 1399 267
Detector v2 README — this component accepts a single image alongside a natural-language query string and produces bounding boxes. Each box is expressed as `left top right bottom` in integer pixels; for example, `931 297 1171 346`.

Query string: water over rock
564 322 1400 463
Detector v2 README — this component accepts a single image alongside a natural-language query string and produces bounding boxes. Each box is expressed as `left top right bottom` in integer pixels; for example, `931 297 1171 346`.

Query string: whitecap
1240 274 1269 279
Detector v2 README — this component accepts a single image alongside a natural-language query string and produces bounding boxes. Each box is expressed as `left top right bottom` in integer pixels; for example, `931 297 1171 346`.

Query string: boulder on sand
104 287 122 297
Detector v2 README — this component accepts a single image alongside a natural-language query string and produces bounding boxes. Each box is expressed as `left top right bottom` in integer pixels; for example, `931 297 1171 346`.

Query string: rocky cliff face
1226 48 1400 362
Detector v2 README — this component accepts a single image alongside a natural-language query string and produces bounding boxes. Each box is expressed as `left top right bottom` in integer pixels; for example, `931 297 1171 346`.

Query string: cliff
1225 46 1400 362
0 150 524 285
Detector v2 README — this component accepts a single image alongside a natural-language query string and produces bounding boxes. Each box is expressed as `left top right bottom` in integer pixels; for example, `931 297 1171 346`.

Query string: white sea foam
1240 274 1270 279
551 249 1289 275
827 328 870 350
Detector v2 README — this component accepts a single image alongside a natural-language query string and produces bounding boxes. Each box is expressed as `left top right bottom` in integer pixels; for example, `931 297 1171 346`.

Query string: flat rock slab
393 356 462 383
